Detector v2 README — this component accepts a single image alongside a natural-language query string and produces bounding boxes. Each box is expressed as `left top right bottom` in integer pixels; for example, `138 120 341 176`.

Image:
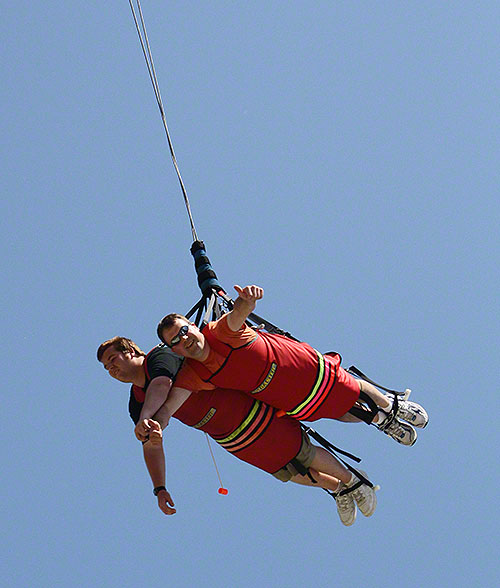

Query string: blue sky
2 2 499 587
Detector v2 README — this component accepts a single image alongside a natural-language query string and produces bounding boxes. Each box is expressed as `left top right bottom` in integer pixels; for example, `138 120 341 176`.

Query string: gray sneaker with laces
346 471 377 517
334 483 356 526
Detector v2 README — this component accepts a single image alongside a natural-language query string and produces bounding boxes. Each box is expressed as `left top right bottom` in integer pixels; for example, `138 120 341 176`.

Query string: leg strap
376 393 400 432
347 365 404 395
289 457 318 484
348 390 379 424
335 480 364 497
300 425 374 490
347 365 407 426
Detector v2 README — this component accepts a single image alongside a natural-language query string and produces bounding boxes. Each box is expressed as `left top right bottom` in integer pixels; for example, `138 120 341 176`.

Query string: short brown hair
157 313 188 344
97 337 146 362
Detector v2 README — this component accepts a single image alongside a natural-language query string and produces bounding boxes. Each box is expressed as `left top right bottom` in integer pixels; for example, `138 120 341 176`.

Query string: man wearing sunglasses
97 335 378 525
157 285 428 446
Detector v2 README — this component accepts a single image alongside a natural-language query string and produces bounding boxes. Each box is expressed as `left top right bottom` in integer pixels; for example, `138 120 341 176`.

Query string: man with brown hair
157 285 428 446
98 336 378 526
98 336 186 443
98 336 184 515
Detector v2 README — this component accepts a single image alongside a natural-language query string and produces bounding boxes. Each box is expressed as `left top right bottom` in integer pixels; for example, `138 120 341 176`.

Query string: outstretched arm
135 375 173 441
153 387 192 429
225 285 264 332
142 435 176 515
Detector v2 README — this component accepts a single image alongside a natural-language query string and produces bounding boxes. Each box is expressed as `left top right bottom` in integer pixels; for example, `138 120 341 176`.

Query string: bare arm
139 376 173 421
225 285 264 332
135 375 173 441
153 387 192 429
142 437 176 515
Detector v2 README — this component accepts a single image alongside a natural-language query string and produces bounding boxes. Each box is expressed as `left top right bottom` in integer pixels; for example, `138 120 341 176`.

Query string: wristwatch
153 485 166 496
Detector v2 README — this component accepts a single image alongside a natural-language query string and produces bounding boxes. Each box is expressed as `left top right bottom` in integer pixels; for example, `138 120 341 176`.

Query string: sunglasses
166 324 189 348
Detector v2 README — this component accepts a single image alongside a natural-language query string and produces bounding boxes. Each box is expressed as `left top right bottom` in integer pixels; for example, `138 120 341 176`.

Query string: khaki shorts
272 430 316 482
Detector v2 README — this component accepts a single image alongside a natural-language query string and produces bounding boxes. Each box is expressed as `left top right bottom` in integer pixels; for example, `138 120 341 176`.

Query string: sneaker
396 398 428 428
347 470 377 517
379 415 418 446
334 483 357 526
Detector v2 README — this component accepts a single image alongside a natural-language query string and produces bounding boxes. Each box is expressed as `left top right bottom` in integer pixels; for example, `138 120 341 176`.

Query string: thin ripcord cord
128 0 198 242
129 1 229 491
205 433 227 493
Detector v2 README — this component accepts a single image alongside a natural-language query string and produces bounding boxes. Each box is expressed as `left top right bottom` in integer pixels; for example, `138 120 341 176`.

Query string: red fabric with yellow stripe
173 387 303 474
186 328 359 421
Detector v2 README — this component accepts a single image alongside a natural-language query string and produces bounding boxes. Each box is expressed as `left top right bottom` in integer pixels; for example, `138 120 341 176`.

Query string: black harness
185 241 411 497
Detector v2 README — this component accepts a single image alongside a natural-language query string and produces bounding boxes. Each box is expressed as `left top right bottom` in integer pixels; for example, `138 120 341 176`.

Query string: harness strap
288 457 318 484
347 366 408 428
376 392 400 433
347 365 405 396
301 425 374 489
348 390 379 424
185 297 206 326
302 425 361 463
335 480 364 497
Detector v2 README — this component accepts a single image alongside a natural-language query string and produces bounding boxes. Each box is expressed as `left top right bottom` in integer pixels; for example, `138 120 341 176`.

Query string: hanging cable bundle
128 0 231 329
128 1 302 338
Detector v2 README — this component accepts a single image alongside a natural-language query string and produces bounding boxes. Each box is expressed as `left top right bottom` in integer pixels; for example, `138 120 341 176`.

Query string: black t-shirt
128 345 183 424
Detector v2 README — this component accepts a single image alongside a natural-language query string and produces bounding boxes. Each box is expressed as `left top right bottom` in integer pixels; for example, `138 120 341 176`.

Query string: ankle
374 409 390 425
382 396 393 412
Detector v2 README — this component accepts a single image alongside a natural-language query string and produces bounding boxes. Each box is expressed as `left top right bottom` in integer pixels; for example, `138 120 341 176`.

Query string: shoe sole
378 421 418 446
340 514 356 527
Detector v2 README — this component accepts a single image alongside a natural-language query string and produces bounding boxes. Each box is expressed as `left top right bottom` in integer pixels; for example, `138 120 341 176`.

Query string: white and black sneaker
396 396 429 428
379 414 417 446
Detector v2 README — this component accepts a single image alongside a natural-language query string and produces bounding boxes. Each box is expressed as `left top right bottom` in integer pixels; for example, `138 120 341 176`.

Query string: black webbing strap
185 289 230 328
185 297 206 325
289 457 308 476
185 242 376 495
189 240 300 340
377 392 400 433
302 425 361 462
347 365 405 396
323 476 370 501
348 390 379 424
334 479 365 497
301 425 374 489
289 457 318 484
247 310 299 340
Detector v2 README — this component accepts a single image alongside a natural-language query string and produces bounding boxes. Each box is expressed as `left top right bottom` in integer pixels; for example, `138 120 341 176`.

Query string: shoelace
351 485 371 505
337 493 352 508
397 401 416 419
382 413 403 433
335 485 353 509
386 419 406 438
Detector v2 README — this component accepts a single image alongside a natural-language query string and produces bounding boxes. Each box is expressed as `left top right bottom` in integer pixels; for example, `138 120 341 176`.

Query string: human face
161 319 207 360
101 346 138 383
165 325 189 348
